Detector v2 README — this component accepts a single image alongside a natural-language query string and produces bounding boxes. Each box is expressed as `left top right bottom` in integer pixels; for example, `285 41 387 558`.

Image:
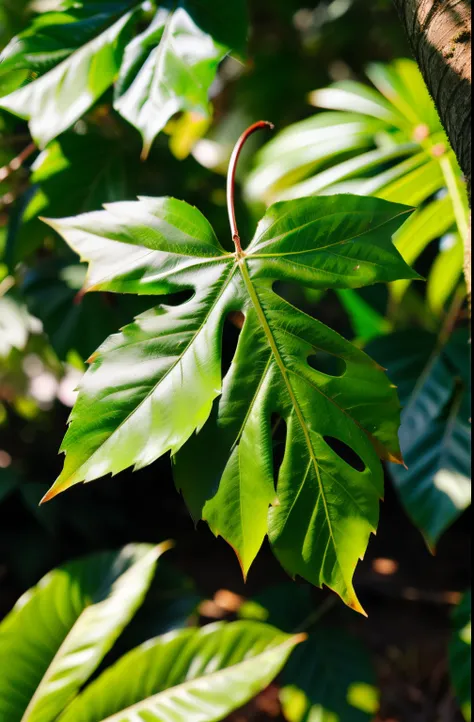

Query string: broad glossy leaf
0 2 139 147
280 629 379 722
58 621 303 722
114 1 247 158
367 330 471 547
0 0 247 152
42 193 416 611
274 143 417 203
0 543 168 722
450 591 472 721
245 113 385 204
309 80 404 126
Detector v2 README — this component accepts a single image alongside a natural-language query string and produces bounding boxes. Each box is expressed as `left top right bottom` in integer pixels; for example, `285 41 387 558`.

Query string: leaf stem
227 121 274 255
0 142 36 183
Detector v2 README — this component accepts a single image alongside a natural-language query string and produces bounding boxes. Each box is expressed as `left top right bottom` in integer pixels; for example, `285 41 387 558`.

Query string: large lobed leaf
40 192 416 612
0 1 248 154
0 543 168 722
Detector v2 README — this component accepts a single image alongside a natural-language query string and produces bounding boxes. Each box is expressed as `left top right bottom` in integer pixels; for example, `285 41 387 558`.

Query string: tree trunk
392 0 471 296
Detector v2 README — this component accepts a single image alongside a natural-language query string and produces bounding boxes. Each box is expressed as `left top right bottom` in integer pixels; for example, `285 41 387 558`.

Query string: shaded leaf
367 330 471 547
280 628 379 722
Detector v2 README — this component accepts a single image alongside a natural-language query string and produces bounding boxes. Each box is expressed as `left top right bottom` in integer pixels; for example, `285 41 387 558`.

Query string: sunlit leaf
58 621 303 722
40 193 416 611
0 2 139 147
0 543 168 722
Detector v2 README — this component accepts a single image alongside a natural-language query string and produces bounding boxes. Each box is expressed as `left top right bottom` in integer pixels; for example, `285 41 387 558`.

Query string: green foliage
280 630 379 722
239 583 379 722
0 0 247 155
246 59 469 317
450 590 472 722
0 544 302 722
368 329 471 547
38 193 416 612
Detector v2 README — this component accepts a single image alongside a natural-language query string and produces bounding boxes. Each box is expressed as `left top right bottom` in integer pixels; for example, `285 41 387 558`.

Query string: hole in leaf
308 352 346 377
271 413 287 491
159 289 194 306
323 436 366 472
272 281 314 314
221 312 244 381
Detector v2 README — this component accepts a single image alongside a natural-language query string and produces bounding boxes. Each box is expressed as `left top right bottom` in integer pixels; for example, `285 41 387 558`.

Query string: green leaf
41 193 415 612
0 1 247 152
309 79 404 126
238 583 313 632
280 628 379 722
114 1 248 159
245 113 385 204
427 233 464 315
8 132 132 268
367 330 471 547
390 195 455 304
58 621 303 722
0 3 139 147
450 590 471 722
245 58 468 306
336 288 391 342
0 543 169 722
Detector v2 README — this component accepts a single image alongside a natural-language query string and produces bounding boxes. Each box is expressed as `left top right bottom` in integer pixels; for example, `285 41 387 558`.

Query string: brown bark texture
393 0 471 296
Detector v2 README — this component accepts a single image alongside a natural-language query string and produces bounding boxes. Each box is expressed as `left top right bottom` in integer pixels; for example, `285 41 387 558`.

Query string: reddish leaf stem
227 121 274 255
0 142 36 183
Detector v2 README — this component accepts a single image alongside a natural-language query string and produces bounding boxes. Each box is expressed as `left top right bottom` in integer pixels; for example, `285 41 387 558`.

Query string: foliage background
0 1 470 720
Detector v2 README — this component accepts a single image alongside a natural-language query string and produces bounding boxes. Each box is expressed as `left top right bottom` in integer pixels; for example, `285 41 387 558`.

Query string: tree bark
392 0 471 296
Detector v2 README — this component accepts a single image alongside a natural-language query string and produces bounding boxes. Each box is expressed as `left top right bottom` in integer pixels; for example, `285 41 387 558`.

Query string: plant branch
0 142 36 183
227 121 274 255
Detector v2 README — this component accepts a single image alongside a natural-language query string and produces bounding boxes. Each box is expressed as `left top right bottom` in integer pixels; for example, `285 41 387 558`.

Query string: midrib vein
238 260 336 549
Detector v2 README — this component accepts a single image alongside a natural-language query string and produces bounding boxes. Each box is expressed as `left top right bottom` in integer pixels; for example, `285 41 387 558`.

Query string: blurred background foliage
0 0 471 720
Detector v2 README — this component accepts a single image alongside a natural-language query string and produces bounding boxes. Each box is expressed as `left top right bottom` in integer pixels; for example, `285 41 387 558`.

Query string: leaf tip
156 539 175 556
293 632 308 646
39 484 61 505
350 596 368 617
141 141 152 162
